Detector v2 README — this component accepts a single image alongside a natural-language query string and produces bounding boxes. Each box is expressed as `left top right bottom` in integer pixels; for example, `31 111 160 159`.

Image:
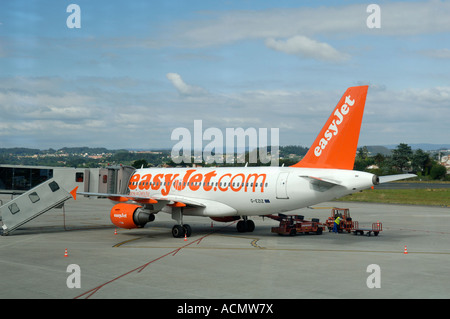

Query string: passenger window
28 192 40 203
8 203 20 215
48 181 60 192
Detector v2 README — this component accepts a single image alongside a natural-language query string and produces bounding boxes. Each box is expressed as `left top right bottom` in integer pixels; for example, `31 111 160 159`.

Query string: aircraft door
276 172 289 199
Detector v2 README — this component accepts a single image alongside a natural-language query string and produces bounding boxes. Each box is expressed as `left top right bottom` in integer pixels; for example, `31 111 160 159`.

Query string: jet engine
110 203 155 229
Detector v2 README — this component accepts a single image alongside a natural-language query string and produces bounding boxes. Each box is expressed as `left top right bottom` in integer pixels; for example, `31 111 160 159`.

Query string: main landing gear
236 217 255 233
171 207 192 238
171 208 255 238
171 224 192 238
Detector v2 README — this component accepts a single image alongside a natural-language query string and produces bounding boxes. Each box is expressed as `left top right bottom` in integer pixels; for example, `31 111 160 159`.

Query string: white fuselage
127 166 377 218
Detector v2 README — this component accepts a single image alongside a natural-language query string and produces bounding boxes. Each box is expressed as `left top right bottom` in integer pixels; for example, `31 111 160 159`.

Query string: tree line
354 143 448 180
0 144 447 180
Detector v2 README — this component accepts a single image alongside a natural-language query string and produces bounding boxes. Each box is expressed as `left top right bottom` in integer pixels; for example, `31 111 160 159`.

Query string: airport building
439 151 450 173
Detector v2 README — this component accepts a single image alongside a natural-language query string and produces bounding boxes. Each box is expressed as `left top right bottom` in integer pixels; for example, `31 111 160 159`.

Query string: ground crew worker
333 216 341 233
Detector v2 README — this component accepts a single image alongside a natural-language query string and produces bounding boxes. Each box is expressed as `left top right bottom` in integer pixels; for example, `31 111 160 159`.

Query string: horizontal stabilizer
300 175 342 192
379 174 416 183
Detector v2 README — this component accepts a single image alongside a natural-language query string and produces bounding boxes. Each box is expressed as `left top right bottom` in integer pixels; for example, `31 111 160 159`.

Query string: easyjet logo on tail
128 169 267 196
314 95 355 157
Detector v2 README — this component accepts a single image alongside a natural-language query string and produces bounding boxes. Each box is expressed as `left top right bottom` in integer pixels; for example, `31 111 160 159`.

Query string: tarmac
1 194 450 299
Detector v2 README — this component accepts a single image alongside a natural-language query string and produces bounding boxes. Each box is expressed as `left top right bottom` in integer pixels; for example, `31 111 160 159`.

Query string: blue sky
0 0 449 150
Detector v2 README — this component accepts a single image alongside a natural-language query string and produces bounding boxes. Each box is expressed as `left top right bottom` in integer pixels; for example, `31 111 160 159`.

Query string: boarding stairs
0 179 76 236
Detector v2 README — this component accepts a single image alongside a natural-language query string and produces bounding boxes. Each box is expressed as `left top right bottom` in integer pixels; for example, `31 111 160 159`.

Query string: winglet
292 86 369 170
70 186 79 200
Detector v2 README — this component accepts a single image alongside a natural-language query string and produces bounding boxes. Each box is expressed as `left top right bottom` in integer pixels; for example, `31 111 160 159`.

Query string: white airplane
78 85 415 238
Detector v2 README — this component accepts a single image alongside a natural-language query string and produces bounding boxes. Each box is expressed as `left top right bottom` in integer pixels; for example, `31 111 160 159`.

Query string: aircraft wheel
183 224 192 237
172 225 185 238
237 220 255 233
246 220 255 232
237 220 247 233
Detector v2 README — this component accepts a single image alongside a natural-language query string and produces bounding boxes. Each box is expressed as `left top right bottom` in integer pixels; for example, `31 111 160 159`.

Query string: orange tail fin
292 85 369 170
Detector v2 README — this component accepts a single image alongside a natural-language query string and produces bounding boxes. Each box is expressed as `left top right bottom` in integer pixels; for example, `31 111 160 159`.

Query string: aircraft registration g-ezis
78 85 415 238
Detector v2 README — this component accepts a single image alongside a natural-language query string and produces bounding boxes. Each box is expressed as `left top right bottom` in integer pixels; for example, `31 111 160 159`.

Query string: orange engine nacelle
110 203 154 229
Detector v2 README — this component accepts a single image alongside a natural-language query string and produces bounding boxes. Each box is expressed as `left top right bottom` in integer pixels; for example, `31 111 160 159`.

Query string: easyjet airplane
78 85 415 238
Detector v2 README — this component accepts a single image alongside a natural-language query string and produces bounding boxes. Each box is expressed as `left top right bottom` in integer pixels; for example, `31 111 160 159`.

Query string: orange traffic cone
114 229 117 235
184 234 187 241
404 245 408 255
64 248 68 257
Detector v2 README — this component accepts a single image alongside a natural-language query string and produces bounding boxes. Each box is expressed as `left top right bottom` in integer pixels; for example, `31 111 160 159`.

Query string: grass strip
336 188 450 207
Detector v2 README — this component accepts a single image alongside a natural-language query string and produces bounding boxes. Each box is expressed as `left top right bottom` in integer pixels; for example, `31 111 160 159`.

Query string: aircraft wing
76 191 206 208
150 194 206 208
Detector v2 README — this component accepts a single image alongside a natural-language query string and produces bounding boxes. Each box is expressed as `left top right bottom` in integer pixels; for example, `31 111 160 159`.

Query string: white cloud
265 35 350 62
420 48 450 59
159 84 450 147
0 90 96 121
169 1 450 49
166 73 208 96
1 75 449 148
170 6 360 48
